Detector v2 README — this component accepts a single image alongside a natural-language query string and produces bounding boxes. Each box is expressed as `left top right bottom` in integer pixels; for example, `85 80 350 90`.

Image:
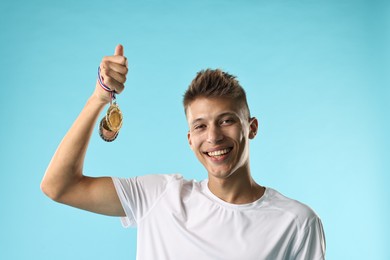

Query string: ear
187 131 193 150
248 117 258 139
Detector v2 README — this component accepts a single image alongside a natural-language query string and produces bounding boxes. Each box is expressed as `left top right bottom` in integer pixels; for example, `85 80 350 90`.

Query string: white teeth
207 148 231 157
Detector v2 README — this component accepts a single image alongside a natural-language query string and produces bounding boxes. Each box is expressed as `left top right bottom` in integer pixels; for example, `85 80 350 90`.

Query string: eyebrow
190 118 204 126
218 112 237 118
190 112 237 126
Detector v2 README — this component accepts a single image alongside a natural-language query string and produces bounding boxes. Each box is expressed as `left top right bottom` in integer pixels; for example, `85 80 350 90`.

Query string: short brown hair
183 69 250 118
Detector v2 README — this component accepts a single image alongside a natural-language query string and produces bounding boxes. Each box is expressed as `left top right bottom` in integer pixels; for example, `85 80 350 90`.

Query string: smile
205 148 232 157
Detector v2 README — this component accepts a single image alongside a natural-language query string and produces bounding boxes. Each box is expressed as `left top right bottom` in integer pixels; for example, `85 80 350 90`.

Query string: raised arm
41 45 128 216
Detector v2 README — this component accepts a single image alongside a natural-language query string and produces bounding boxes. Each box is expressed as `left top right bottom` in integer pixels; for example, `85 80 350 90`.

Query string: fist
95 44 128 103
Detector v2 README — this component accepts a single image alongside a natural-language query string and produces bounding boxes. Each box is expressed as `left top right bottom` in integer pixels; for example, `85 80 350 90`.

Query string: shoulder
264 188 320 226
265 189 327 258
113 173 183 186
112 173 197 194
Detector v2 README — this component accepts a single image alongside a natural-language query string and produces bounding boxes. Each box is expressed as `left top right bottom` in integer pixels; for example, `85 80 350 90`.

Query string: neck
207 166 264 204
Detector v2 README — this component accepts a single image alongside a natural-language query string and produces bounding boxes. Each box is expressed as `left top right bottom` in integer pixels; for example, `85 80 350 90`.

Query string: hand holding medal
97 45 128 142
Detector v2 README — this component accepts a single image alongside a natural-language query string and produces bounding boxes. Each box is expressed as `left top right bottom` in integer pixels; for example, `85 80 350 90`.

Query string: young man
41 45 326 259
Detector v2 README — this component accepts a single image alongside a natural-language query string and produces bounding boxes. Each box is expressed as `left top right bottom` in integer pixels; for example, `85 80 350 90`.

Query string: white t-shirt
112 174 325 260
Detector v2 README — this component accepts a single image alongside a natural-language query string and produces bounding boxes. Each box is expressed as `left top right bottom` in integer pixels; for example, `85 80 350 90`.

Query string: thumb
114 44 124 56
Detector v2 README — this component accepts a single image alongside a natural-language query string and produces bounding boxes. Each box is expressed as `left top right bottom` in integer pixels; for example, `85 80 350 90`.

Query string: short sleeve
111 174 182 228
293 216 326 260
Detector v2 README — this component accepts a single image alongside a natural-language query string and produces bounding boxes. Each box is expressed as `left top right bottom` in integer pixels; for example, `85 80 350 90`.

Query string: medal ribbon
98 67 116 101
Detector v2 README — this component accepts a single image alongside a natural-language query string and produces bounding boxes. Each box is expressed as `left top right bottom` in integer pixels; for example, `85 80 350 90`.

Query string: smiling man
184 74 264 205
41 45 326 259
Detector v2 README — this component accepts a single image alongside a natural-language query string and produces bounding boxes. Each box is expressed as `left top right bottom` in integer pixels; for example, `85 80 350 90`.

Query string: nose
207 125 224 144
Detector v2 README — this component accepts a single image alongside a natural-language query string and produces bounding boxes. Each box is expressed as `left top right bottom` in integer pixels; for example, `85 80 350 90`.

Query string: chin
207 168 235 179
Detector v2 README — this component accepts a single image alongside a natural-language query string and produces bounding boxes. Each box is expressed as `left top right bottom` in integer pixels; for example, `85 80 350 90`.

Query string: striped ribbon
98 67 116 100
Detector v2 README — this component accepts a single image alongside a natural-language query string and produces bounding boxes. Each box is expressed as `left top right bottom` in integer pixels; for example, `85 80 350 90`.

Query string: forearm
41 93 107 200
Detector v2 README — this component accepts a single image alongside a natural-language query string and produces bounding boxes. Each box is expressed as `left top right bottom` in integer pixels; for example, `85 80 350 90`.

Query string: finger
99 69 125 94
100 61 128 75
104 68 127 84
114 44 124 56
102 55 127 65
104 77 124 94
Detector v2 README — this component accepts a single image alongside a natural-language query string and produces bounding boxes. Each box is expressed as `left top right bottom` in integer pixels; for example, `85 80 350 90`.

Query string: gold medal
105 102 123 132
99 101 123 142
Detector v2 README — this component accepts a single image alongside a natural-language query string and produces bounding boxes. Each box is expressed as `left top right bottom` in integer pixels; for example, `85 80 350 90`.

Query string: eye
220 118 235 126
193 124 206 131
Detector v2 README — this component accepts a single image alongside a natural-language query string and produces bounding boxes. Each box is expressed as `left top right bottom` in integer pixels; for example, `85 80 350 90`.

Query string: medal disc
106 103 123 132
99 117 119 142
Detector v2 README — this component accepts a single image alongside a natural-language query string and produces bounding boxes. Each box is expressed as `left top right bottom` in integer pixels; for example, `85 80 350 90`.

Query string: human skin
186 97 264 204
40 45 128 216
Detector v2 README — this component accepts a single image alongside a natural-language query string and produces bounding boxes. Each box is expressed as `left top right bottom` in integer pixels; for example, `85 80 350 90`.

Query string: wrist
89 91 110 108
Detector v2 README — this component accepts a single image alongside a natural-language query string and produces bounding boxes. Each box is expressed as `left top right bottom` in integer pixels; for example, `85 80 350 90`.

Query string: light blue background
0 0 388 259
